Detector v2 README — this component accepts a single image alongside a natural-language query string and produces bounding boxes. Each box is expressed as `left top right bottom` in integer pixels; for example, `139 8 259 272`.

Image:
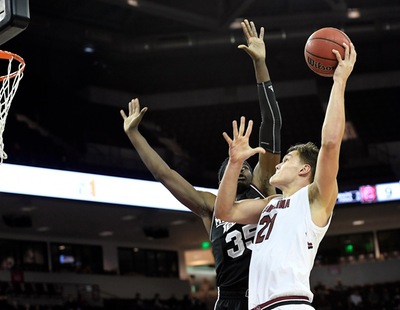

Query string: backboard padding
0 0 29 46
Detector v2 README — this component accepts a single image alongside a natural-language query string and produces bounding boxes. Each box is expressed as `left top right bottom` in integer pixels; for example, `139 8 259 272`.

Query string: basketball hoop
0 50 25 163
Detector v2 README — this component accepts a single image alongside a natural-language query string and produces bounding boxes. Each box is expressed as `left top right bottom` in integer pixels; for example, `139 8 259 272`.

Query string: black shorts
215 289 248 310
215 298 248 310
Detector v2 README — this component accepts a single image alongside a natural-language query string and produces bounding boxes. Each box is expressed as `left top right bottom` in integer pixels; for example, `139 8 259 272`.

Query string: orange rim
0 50 25 81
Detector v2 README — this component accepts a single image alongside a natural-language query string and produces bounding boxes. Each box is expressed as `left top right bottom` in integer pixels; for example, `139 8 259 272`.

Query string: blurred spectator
348 288 363 309
365 286 380 309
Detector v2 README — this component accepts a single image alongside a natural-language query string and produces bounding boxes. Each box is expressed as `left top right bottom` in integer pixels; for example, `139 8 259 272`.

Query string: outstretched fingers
131 98 141 115
222 119 238 146
249 20 257 37
224 117 250 146
222 131 233 145
238 116 246 137
224 116 266 162
128 99 134 115
241 20 251 41
120 98 136 120
242 19 258 39
232 119 239 139
232 116 254 140
245 119 253 138
120 109 127 120
259 26 264 40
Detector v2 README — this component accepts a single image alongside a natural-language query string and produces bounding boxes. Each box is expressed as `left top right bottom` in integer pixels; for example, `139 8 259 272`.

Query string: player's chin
269 175 278 186
237 180 251 192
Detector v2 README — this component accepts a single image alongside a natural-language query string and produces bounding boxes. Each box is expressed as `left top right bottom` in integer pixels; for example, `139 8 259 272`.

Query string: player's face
236 164 252 193
269 151 303 188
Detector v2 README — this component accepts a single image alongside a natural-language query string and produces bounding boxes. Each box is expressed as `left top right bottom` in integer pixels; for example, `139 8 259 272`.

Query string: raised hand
222 116 266 164
238 19 266 62
120 98 148 133
333 42 357 81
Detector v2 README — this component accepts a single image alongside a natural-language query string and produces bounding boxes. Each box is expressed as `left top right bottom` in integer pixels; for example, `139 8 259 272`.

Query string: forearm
257 80 282 154
322 79 347 146
322 42 356 147
214 160 242 221
126 130 171 180
253 58 270 83
216 160 267 223
126 129 213 217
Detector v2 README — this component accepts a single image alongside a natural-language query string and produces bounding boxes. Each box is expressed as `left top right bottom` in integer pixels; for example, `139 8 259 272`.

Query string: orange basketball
304 27 351 77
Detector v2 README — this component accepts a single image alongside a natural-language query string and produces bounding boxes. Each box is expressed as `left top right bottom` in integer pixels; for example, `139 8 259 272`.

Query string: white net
0 53 25 163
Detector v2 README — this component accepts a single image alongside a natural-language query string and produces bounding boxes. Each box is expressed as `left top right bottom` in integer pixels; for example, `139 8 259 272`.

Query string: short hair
217 157 253 182
287 142 319 182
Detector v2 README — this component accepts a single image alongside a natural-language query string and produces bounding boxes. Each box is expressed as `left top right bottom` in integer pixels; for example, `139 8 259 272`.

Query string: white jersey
248 186 331 309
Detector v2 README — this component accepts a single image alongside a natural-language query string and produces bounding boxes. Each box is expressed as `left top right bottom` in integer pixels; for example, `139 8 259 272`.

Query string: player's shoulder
243 184 264 199
265 194 283 203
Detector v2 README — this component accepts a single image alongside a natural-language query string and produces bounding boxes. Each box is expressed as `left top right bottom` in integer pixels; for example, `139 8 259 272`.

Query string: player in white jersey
214 41 357 310
249 185 330 308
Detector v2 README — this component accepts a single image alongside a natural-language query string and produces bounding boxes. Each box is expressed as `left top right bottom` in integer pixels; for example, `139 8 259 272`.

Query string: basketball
304 27 351 77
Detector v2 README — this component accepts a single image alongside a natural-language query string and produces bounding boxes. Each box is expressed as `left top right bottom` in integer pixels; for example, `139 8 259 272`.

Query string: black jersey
210 184 265 292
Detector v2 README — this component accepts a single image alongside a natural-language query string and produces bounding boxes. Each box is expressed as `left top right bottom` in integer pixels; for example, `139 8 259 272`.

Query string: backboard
0 0 29 46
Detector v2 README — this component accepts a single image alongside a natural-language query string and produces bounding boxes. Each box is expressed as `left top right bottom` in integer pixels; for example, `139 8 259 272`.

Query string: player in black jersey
120 19 281 310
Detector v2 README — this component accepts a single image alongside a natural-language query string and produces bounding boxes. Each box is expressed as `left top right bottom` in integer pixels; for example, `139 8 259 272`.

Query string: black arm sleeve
257 81 282 154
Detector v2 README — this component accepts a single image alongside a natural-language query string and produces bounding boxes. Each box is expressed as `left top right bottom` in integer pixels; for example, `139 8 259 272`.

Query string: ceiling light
99 231 114 237
347 8 361 19
352 220 365 226
127 0 139 7
37 226 50 232
83 45 95 53
20 206 36 212
229 18 242 30
170 219 187 226
121 215 136 221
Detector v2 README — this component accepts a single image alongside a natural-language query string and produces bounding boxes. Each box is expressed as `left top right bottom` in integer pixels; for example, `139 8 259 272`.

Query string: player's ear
299 164 311 176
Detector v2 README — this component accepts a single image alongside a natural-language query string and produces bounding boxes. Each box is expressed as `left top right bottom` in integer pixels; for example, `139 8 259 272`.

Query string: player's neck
281 181 308 198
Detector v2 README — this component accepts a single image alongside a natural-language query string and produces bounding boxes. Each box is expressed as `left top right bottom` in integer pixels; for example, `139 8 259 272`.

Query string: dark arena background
0 1 399 309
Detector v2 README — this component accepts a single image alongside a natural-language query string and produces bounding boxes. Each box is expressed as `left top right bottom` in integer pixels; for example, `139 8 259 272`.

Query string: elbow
320 139 342 157
152 171 164 182
321 139 340 151
321 128 344 149
214 203 232 222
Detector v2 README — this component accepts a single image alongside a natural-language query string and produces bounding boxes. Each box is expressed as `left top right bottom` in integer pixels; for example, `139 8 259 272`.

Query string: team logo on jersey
215 218 235 233
268 84 274 92
263 198 290 213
